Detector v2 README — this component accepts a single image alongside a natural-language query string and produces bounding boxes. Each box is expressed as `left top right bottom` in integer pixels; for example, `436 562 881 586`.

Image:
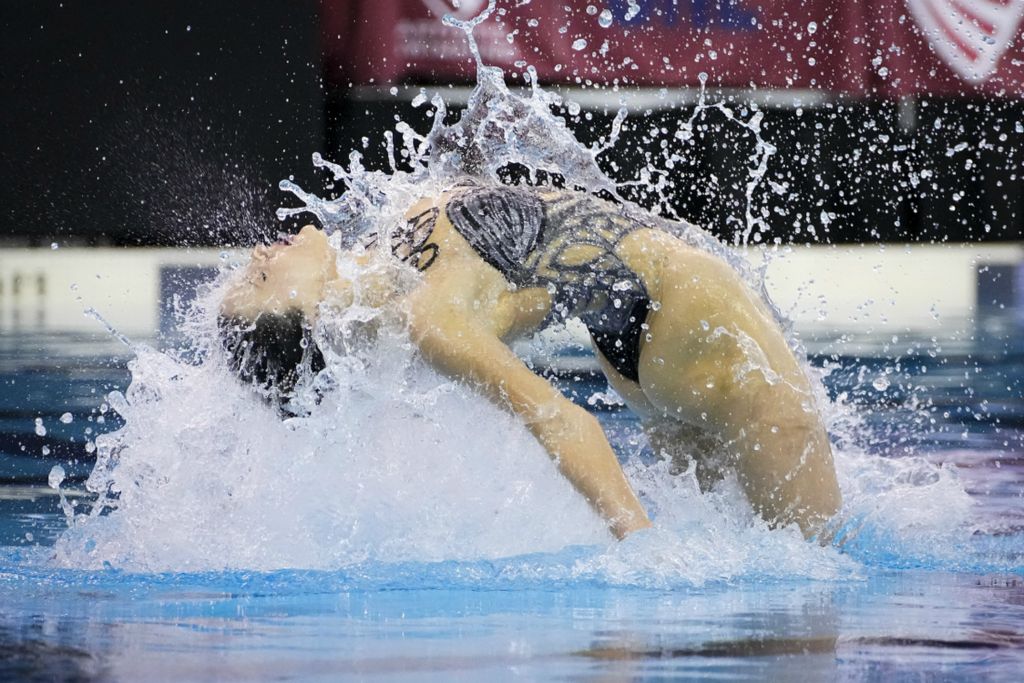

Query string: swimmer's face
222 225 338 319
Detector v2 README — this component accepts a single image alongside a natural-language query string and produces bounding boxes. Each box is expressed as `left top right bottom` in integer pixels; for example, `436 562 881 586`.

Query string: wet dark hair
218 309 325 411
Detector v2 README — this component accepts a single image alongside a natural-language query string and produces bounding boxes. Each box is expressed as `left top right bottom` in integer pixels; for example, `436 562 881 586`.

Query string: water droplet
567 101 581 116
946 141 968 156
60 412 73 424
598 9 613 28
586 4 598 15
50 242 59 250
872 376 890 391
572 38 587 51
24 532 33 542
41 445 51 456
389 86 399 96
625 0 641 20
48 464 65 490
34 418 46 437
807 21 817 34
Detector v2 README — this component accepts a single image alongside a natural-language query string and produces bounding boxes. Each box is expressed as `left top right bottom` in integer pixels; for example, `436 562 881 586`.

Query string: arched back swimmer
219 184 842 540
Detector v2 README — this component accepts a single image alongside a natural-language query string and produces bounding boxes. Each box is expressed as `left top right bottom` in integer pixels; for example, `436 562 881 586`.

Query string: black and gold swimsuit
369 184 652 382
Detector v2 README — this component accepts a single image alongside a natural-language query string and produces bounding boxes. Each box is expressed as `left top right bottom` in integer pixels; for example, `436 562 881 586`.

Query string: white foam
51 310 970 578
54 322 611 571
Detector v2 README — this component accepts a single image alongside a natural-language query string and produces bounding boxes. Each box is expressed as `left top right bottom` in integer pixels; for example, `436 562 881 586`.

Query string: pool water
1 311 1022 681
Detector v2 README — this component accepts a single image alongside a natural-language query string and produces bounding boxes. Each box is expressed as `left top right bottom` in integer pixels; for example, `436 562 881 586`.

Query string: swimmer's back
442 185 652 379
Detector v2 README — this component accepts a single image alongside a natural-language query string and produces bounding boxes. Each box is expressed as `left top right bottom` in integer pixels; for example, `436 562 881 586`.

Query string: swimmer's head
218 225 336 409
221 225 337 320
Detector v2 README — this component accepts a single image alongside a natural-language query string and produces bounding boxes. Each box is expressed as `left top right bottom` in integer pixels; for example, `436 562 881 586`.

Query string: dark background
2 0 1022 246
1 0 324 247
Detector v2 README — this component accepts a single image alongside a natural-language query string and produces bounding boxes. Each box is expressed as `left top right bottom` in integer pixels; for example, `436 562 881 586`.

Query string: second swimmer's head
218 225 336 410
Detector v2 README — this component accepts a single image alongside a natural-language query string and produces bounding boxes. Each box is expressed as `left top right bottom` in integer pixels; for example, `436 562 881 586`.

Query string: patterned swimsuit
367 184 652 381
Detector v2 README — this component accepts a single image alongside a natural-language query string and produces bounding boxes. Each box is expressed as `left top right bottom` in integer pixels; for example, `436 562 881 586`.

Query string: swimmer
219 184 841 540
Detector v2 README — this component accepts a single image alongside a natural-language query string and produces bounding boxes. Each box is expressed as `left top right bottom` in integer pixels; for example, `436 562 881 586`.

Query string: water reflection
2 569 1020 680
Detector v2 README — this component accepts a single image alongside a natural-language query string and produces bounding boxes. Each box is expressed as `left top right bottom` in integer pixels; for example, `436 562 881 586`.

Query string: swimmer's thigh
632 259 776 431
634 265 840 529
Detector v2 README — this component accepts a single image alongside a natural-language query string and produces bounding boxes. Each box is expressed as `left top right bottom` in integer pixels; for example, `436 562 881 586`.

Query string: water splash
52 1 980 579
48 464 77 526
278 0 628 248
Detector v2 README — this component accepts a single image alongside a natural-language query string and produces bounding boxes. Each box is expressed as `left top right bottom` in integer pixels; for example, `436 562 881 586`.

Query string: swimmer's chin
221 224 339 320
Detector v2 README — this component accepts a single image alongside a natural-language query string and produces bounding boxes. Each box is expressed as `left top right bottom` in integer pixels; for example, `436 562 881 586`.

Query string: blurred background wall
2 0 1022 246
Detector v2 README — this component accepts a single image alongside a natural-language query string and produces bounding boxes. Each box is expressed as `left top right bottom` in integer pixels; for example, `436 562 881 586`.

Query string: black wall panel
1 0 324 246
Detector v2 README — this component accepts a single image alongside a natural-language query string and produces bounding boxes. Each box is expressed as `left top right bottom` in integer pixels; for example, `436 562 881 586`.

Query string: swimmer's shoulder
390 191 518 302
403 195 441 220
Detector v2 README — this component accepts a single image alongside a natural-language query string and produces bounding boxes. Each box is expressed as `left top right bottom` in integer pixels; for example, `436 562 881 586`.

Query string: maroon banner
322 1 1024 97
871 0 1024 96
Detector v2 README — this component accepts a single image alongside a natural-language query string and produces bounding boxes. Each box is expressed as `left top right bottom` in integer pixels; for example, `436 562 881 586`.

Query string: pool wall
1 243 1020 339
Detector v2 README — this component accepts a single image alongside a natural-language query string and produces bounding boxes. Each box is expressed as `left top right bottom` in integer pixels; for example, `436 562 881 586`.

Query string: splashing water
53 1 978 580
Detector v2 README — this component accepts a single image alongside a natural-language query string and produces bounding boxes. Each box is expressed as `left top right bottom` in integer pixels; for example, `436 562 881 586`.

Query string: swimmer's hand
530 409 652 540
611 510 653 540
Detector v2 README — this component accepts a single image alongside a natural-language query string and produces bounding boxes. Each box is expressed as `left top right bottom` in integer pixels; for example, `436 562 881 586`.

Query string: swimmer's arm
406 285 651 540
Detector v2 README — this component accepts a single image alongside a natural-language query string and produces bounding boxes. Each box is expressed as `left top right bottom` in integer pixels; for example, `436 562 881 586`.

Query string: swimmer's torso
363 184 651 379
349 184 841 537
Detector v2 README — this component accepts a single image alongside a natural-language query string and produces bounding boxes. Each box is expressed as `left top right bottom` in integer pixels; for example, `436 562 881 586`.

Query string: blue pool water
1 310 1023 680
